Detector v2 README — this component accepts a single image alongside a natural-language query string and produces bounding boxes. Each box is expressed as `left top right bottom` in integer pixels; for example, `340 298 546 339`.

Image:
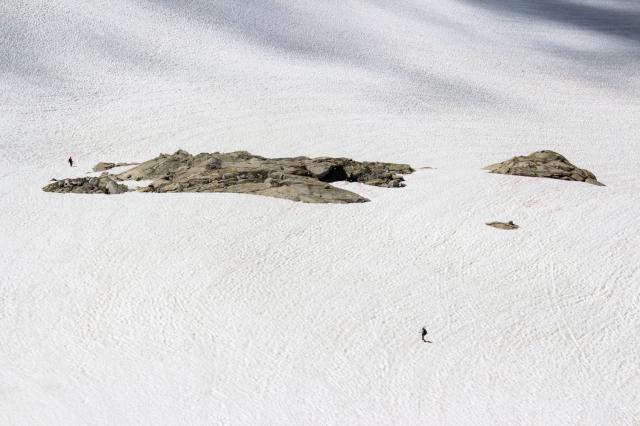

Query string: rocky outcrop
43 176 129 194
46 150 413 203
486 221 519 230
484 151 603 186
93 162 117 172
92 162 137 172
112 150 412 203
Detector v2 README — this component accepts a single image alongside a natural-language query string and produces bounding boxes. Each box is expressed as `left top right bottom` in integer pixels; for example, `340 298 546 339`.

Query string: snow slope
1 0 639 424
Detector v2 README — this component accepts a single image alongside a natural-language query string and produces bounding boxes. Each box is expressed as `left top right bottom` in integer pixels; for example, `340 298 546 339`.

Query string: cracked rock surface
484 150 603 186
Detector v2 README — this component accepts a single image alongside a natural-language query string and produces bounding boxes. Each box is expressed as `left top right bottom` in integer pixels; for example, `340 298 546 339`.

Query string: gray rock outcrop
46 150 414 203
43 176 129 194
118 150 412 203
484 151 603 186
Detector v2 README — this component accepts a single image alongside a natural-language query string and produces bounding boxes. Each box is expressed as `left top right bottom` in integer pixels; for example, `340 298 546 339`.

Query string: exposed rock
43 176 129 194
93 162 117 172
486 221 519 230
484 150 604 186
92 162 138 172
105 180 128 194
111 150 413 203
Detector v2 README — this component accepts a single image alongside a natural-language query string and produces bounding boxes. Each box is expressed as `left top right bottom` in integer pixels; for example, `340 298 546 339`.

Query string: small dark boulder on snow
484 150 604 186
486 221 519 230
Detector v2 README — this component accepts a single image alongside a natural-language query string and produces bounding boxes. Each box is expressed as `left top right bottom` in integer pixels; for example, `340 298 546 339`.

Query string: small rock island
44 150 414 203
484 150 603 185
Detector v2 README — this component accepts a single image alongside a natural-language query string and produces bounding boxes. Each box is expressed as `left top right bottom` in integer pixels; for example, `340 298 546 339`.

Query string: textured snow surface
1 1 640 424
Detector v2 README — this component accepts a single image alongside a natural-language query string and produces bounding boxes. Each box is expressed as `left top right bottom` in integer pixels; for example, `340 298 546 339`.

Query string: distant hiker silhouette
421 327 432 343
68 156 73 167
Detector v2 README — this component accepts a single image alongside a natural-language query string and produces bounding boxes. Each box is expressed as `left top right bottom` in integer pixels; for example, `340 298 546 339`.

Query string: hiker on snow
68 156 73 167
421 327 432 343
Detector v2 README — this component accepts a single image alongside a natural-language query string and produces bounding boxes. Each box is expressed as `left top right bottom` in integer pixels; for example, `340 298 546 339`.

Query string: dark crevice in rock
318 165 348 183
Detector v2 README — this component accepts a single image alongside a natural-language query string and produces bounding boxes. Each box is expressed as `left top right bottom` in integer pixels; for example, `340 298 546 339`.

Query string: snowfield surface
1 1 640 424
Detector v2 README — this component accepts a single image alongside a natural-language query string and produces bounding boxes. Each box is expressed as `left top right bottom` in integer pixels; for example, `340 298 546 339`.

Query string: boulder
486 221 519 230
484 150 604 185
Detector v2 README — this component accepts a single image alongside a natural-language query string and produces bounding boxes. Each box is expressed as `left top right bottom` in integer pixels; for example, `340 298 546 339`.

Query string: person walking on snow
421 327 432 343
68 156 73 167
